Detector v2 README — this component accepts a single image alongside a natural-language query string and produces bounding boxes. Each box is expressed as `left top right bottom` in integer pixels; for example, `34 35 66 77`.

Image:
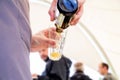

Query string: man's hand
31 27 59 52
48 0 85 25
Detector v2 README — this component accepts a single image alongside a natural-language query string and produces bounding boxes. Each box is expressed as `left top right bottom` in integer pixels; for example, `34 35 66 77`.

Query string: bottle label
56 13 65 28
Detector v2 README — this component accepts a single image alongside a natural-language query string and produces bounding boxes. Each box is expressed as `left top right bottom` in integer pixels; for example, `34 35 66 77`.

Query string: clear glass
48 29 68 61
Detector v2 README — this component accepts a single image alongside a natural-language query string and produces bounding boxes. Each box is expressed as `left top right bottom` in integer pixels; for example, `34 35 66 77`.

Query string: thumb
49 10 55 21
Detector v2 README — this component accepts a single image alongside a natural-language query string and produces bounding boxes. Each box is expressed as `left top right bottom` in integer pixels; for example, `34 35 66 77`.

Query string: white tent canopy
30 0 120 79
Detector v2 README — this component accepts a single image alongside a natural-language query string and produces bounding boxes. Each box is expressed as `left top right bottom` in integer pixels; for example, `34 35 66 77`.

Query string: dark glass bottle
55 0 78 33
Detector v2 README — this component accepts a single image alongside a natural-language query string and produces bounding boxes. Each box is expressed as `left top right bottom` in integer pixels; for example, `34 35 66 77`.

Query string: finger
70 0 85 25
48 9 55 21
70 5 83 25
43 27 56 38
45 38 56 47
38 27 56 38
49 27 56 32
46 29 61 40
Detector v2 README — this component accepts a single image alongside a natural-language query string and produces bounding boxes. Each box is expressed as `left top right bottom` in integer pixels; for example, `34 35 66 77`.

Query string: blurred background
29 0 120 80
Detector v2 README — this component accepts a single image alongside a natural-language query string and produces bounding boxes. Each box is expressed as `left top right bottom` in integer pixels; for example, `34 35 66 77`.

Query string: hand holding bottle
48 0 85 25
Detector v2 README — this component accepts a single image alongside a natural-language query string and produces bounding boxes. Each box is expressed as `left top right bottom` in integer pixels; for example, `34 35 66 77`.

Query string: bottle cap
63 0 78 12
57 0 78 14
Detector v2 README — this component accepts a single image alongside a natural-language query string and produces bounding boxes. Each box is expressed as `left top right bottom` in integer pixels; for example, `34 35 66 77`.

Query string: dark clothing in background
70 71 92 80
37 56 72 80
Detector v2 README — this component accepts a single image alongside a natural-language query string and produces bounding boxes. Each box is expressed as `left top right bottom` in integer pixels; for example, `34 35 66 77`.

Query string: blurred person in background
32 48 72 80
70 62 92 80
98 62 116 80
